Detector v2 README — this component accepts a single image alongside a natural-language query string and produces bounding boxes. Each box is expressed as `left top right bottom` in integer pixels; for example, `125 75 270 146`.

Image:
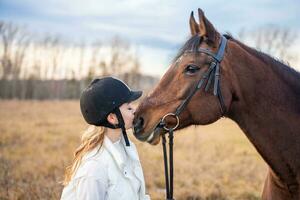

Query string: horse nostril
139 117 144 127
134 117 144 131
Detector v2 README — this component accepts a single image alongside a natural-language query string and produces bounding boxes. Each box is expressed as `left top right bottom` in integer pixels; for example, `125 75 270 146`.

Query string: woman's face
119 102 136 129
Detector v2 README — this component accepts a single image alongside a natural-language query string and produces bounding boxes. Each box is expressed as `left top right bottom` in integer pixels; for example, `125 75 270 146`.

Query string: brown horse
133 8 300 200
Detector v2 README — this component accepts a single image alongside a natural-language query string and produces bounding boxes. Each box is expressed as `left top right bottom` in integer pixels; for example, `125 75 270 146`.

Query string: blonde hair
63 125 107 185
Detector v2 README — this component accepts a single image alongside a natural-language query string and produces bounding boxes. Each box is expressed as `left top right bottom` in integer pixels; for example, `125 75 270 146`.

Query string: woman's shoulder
73 146 111 180
82 145 109 162
80 159 108 178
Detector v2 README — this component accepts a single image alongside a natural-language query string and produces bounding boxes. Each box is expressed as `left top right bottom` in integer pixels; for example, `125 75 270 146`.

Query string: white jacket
60 135 151 200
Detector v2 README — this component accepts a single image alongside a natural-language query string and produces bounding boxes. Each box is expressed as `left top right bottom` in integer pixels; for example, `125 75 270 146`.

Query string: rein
158 35 228 200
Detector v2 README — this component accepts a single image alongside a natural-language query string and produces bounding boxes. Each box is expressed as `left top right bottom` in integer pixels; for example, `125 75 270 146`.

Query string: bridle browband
158 35 228 200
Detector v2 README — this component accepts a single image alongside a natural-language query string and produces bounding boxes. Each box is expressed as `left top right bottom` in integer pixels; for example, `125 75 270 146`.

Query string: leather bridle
158 35 228 200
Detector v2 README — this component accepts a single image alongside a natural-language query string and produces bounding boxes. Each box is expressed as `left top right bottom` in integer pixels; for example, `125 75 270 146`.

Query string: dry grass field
0 100 268 200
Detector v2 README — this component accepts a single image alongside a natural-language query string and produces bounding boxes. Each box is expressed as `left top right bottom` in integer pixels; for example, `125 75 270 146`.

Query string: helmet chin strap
98 108 130 146
113 108 130 146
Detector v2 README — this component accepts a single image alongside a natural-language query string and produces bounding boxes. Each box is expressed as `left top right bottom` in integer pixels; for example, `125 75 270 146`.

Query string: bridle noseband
159 35 228 200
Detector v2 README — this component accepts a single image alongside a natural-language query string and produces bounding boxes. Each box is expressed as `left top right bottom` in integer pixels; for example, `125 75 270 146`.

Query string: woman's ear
107 113 118 125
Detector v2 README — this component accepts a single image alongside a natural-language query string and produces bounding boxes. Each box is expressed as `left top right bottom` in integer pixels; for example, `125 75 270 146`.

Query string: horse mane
223 34 300 95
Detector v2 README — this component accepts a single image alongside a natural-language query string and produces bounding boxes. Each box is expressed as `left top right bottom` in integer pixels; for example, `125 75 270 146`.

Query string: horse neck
225 40 300 188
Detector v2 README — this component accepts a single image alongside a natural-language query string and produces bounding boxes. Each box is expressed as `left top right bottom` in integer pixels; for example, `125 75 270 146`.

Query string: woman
61 77 150 200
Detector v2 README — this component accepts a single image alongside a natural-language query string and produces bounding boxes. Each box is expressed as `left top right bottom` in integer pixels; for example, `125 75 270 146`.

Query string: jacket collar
104 135 125 169
104 134 140 170
120 134 140 161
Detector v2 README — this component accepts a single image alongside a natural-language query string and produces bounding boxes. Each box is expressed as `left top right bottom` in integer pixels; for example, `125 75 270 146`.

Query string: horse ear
198 8 218 44
189 11 199 36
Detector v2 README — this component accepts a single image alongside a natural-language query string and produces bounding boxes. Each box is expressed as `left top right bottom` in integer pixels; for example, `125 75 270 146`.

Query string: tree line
0 21 298 99
0 21 159 99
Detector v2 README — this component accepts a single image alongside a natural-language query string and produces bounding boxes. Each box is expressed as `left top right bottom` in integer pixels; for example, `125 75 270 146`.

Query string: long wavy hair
63 125 106 185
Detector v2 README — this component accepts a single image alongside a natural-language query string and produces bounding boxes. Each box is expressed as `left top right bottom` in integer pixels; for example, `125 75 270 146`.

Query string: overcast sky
1 0 299 76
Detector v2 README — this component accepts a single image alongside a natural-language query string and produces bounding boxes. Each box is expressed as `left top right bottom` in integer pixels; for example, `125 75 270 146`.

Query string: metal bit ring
161 113 180 131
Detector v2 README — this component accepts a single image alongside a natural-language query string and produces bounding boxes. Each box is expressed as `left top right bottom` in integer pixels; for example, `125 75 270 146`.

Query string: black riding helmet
80 76 143 146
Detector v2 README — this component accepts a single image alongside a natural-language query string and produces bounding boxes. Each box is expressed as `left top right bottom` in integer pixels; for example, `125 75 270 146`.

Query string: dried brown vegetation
0 100 267 200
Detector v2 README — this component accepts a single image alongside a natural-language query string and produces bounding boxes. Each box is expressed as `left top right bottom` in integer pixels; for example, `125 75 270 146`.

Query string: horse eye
184 64 200 75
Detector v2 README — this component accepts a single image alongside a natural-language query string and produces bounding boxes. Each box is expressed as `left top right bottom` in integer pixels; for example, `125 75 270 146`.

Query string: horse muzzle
133 118 164 144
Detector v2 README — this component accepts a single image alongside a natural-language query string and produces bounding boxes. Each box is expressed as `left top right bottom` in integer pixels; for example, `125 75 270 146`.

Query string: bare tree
86 41 101 82
0 21 30 98
44 35 64 99
77 40 92 95
109 36 133 75
127 50 141 88
86 36 141 82
0 21 146 99
238 25 299 66
0 22 30 79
